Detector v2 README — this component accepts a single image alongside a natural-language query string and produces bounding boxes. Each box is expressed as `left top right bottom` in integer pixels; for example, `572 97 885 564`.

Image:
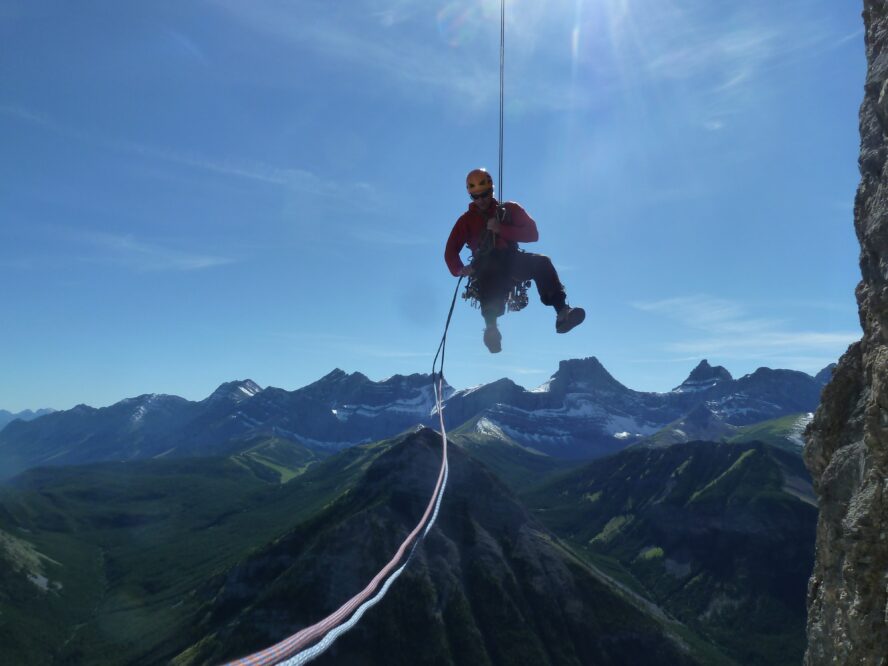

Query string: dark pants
474 249 567 325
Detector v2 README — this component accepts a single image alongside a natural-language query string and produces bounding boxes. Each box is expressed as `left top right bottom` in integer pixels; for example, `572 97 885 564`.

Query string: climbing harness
462 249 532 315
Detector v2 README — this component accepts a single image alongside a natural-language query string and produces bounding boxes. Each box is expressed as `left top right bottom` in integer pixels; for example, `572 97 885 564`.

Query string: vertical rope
498 0 505 202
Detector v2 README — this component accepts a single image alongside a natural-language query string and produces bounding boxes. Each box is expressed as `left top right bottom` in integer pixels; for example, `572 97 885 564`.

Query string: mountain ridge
0 358 832 479
0 428 728 666
175 428 710 666
0 408 56 431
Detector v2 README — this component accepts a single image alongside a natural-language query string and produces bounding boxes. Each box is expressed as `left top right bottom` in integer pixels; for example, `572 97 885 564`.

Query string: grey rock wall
803 2 888 664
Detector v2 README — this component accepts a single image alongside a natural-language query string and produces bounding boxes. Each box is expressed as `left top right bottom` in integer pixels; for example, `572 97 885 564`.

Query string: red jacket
444 199 539 276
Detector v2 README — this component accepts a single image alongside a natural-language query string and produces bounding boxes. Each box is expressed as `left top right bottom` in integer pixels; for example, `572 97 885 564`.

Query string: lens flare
436 0 501 48
436 3 474 48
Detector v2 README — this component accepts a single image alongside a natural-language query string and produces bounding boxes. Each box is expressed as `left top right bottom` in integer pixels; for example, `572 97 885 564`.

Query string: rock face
803 3 888 664
671 359 733 392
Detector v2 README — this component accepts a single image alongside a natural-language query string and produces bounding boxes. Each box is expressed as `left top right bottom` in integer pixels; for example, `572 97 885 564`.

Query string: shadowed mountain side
638 404 739 447
176 429 710 666
523 441 816 666
0 376 442 480
0 445 381 665
447 413 582 490
0 408 55 431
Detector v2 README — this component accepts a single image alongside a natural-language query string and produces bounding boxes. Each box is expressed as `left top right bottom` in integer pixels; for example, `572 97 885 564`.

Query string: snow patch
605 413 661 437
501 423 573 444
530 393 609 418
28 573 50 591
672 379 719 394
531 379 554 393
787 412 814 448
129 394 167 424
131 405 148 424
475 417 506 439
335 386 437 420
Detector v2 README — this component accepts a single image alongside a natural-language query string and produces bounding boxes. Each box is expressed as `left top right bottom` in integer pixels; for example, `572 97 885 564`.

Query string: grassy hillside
728 413 812 452
0 431 728 666
0 441 377 665
176 429 720 666
522 440 816 666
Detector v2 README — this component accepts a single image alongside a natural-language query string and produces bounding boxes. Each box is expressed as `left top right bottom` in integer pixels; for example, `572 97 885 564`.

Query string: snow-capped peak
206 380 263 403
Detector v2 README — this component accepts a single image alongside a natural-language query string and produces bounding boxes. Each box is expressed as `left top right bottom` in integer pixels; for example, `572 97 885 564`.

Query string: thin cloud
633 295 778 334
210 0 592 114
1 105 379 206
590 2 857 132
117 143 379 204
644 28 777 83
122 143 381 210
78 231 237 272
163 29 209 64
0 105 57 128
633 294 859 362
831 28 864 49
667 331 858 356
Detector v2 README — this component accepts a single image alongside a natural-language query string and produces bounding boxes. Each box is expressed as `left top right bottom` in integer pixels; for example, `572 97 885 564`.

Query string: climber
444 168 585 353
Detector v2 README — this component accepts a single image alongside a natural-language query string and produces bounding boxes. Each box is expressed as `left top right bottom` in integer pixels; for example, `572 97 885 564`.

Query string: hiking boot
483 325 502 353
556 306 585 334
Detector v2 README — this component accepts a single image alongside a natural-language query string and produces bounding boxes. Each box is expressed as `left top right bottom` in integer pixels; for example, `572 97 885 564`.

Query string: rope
433 276 464 382
221 8 500 665
222 279 463 666
279 378 451 666
498 0 505 202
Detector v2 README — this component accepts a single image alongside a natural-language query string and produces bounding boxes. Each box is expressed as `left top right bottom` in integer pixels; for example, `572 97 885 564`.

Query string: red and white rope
223 377 451 666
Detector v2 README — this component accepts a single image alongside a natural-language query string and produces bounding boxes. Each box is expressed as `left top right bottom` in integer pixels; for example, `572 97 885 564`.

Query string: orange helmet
465 168 494 200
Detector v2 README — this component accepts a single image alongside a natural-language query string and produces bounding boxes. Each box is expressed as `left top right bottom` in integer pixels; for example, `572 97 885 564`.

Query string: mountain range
0 424 814 665
0 408 54 431
0 354 832 664
0 358 832 480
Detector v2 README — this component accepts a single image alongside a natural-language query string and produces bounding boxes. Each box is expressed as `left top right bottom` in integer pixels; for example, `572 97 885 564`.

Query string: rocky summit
0 357 833 479
803 3 888 665
671 359 733 393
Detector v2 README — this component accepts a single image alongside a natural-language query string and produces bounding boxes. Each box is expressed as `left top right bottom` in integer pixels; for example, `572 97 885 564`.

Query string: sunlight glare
437 0 502 48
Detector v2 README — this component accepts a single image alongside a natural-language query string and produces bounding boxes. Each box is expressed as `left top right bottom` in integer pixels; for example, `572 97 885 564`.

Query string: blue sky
1 0 865 411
